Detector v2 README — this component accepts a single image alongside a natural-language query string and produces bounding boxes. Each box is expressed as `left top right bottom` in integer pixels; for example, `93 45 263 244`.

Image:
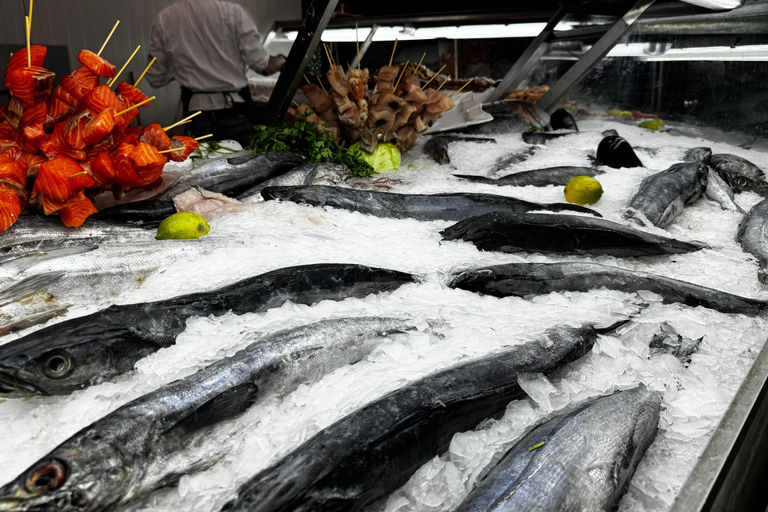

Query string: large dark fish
261 185 600 220
624 162 708 228
454 386 660 512
0 317 416 512
716 167 768 199
0 263 416 397
449 261 768 315
423 136 496 165
596 134 643 168
441 212 705 257
93 152 305 227
710 153 765 180
454 166 604 187
738 199 768 284
237 162 351 203
522 130 577 145
224 320 627 512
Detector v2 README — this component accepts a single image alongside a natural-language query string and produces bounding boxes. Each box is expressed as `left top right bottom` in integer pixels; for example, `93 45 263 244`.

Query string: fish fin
0 271 66 305
165 382 259 436
0 305 69 336
0 244 98 271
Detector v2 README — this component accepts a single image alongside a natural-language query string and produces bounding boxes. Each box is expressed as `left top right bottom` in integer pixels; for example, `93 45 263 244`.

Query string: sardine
716 167 768 199
224 320 627 512
441 212 706 257
705 168 745 213
94 152 305 227
710 153 765 180
454 386 660 512
624 162 708 228
237 162 352 203
454 166 604 187
683 147 712 164
449 261 768 315
738 199 768 284
0 317 416 512
596 134 643 168
0 263 416 397
423 136 496 165
261 185 600 221
522 131 576 145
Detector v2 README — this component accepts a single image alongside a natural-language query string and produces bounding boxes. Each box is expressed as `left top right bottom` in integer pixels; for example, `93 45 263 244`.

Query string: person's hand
262 55 286 75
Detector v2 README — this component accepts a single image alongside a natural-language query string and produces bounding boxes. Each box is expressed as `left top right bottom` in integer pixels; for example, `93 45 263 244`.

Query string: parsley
247 113 375 177
189 137 240 161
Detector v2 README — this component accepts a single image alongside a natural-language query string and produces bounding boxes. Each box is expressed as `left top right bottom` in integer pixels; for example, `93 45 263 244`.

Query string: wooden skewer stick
415 52 426 72
158 147 186 154
304 74 311 85
97 20 120 56
436 76 450 91
389 39 398 67
293 99 301 107
29 0 33 26
316 76 328 96
421 64 446 90
392 60 409 92
322 43 333 68
163 111 201 131
356 23 360 69
25 16 31 67
69 171 88 178
260 95 269 102
194 134 213 141
134 56 155 87
449 79 474 98
108 44 141 87
115 95 155 116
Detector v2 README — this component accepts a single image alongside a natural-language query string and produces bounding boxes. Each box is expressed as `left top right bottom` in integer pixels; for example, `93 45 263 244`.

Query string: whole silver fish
0 317 416 512
238 162 352 204
738 199 768 284
710 154 765 180
625 161 708 228
454 166 603 187
705 168 745 213
449 261 768 315
454 385 661 512
0 217 153 256
224 320 627 512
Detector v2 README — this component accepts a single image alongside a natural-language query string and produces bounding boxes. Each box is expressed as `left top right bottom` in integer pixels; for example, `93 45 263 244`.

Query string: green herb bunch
247 111 375 177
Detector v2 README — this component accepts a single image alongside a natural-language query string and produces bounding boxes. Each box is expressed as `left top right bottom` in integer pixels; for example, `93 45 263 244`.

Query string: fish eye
42 353 72 379
738 178 748 186
26 461 66 494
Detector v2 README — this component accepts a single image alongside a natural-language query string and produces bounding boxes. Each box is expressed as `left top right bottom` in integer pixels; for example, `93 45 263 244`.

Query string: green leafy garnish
189 137 240 161
247 114 375 177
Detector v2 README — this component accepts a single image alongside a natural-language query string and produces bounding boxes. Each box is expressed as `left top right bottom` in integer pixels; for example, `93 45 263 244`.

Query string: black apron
179 85 257 145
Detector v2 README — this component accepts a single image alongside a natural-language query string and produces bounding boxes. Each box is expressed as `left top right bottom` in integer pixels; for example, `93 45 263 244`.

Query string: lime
621 111 633 119
564 176 604 205
639 119 664 131
155 212 210 240
607 109 623 117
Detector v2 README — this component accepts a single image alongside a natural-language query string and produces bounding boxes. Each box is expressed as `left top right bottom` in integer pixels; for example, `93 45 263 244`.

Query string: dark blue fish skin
710 154 765 180
94 151 305 227
454 386 660 512
261 185 601 221
224 321 625 512
0 264 416 397
454 166 603 187
441 212 705 257
450 261 768 315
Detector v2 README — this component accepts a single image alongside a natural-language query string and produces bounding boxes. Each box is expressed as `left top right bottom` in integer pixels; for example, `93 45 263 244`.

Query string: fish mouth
0 368 47 397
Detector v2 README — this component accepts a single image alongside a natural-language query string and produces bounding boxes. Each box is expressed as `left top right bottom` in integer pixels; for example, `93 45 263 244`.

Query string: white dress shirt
146 0 270 111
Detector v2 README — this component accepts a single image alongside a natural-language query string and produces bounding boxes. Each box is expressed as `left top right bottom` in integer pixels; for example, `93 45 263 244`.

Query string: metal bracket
537 0 655 113
256 0 339 126
486 5 567 103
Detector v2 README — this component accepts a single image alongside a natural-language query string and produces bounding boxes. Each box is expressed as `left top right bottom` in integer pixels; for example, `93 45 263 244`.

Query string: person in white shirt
147 0 285 143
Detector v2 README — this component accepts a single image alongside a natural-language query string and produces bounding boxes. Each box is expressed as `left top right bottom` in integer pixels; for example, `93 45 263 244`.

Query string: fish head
0 432 135 511
715 168 754 192
0 311 160 397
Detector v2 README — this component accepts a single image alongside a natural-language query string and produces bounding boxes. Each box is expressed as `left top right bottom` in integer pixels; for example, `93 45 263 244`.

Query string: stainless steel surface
486 5 566 103
538 0 656 112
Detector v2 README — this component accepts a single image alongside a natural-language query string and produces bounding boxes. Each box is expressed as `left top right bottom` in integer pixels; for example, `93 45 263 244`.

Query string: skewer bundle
0 18 200 232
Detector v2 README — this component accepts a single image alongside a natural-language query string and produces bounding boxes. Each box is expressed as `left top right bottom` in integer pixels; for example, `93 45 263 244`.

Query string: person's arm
234 5 284 75
146 17 174 88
